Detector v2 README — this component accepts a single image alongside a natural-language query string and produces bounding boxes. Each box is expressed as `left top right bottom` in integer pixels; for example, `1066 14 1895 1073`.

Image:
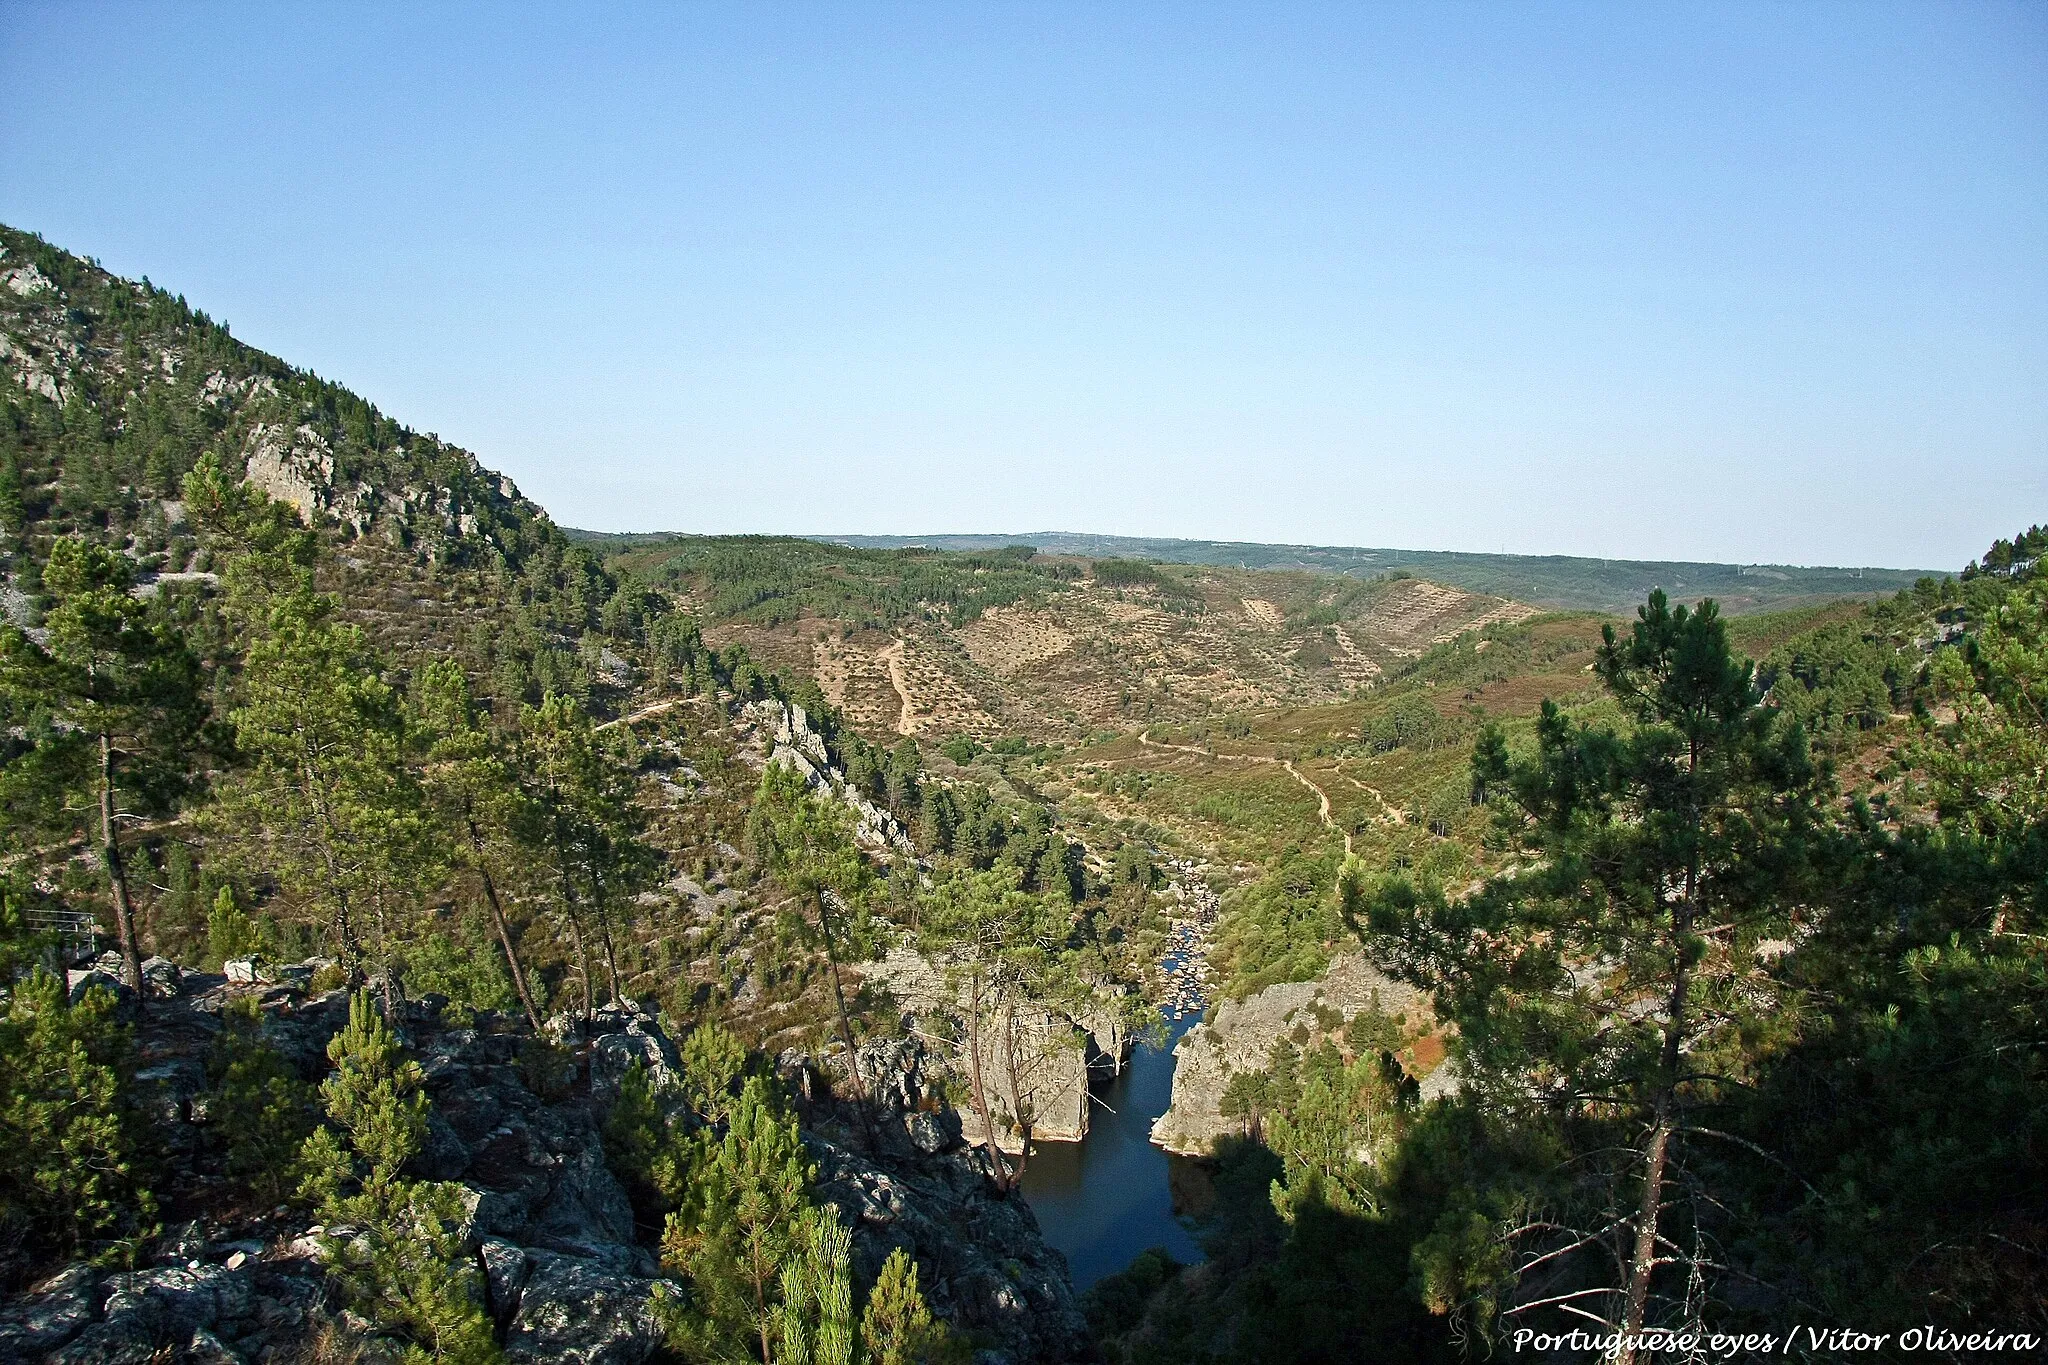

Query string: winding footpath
880 638 918 735
595 697 685 731
1134 729 1364 855
1280 758 1351 857
1337 770 1406 826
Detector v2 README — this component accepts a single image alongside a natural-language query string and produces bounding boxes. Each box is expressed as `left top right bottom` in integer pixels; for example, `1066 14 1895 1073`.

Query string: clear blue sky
4 3 2043 568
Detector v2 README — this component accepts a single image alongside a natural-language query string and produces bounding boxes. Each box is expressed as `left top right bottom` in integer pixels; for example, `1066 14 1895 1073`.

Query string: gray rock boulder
811 1140 1092 1365
64 968 129 1009
479 1239 531 1329
0 1266 99 1359
503 1251 665 1365
138 957 184 999
585 1009 684 1112
1151 954 1439 1156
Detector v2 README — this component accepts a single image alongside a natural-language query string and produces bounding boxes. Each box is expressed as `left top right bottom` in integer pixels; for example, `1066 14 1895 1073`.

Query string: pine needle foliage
297 991 498 1365
205 995 317 1203
0 970 157 1285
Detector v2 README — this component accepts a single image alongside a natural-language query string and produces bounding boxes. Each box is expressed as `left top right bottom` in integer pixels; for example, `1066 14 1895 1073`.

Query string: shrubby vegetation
603 534 1078 630
297 992 499 1364
0 964 157 1284
1095 525 2048 1360
601 1055 962 1364
207 995 319 1203
4 225 2039 1361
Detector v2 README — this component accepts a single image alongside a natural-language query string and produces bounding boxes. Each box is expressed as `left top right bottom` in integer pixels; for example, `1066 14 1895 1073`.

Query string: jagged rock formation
1150 955 1450 1157
861 948 1135 1151
1 980 669 1365
0 972 1094 1365
776 1034 1093 1363
738 698 916 856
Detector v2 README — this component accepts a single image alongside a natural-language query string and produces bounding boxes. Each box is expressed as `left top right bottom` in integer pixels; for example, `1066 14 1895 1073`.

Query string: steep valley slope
2 221 1970 1363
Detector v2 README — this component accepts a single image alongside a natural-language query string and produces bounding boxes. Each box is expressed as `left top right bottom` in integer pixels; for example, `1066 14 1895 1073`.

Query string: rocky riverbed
1154 857 1219 1022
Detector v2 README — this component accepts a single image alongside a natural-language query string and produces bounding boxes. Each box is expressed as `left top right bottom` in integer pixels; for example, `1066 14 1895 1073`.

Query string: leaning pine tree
1357 590 1827 1353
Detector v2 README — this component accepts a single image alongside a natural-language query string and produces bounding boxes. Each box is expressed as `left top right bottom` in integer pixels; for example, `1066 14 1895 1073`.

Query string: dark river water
1018 1013 1209 1291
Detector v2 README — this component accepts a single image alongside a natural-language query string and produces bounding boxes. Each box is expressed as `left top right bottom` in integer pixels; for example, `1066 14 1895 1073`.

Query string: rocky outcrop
1150 954 1450 1157
809 1138 1092 1365
862 948 1103 1150
742 699 915 857
2 979 667 1365
772 1033 1092 1364
241 423 338 526
0 1252 325 1365
2 971 1095 1365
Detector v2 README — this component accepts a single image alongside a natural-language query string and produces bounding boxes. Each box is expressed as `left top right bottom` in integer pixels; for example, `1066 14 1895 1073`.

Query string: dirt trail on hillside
880 638 917 735
1282 759 1352 857
1337 770 1407 825
1135 730 1354 855
596 698 686 731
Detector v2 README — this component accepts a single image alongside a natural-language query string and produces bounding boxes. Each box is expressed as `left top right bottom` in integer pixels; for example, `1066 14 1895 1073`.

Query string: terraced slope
824 531 1939 616
602 533 1534 743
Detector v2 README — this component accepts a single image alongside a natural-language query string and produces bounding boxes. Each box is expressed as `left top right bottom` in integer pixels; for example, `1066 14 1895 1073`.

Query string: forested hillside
818 531 1934 616
0 226 1169 1363
1 221 2041 1365
1079 530 2047 1361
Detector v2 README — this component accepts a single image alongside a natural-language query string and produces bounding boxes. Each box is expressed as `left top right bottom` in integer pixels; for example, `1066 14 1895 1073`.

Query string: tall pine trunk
1001 999 1033 1185
589 869 624 1008
467 818 542 1031
554 851 595 1022
818 888 877 1151
1620 744 1702 1360
96 731 145 1008
1619 949 1688 1355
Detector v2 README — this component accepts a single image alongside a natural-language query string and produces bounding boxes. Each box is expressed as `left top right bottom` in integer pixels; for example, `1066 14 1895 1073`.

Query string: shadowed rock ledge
0 970 1094 1365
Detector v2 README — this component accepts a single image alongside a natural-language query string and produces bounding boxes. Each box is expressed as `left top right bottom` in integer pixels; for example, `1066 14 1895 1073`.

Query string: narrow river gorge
1019 863 1220 1289
1018 1012 1207 1289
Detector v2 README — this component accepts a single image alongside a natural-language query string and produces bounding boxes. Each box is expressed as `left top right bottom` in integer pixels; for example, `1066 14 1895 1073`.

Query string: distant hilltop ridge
565 528 1940 617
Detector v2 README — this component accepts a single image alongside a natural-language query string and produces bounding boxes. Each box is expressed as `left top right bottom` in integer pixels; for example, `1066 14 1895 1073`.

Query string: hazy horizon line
556 525 1948 575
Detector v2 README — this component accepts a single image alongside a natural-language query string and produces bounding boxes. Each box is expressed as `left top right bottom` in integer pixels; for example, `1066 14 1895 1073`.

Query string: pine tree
915 864 1072 1192
0 968 157 1277
205 995 316 1203
205 885 260 969
516 692 651 1017
773 1206 856 1365
212 590 436 983
681 1021 748 1124
1264 1043 1401 1224
661 1077 816 1363
748 762 879 1145
298 992 498 1364
1359 591 1828 1349
411 660 543 1030
0 535 206 1004
860 1248 955 1365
